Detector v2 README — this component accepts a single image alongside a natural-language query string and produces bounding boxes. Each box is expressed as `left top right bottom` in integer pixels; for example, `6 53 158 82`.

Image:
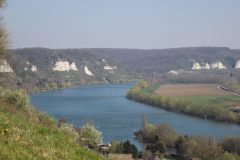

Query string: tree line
136 113 239 160
126 80 240 124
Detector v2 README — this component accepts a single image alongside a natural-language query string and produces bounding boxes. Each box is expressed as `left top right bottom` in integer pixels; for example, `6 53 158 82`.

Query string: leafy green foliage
80 122 103 147
146 143 166 154
0 87 29 109
123 140 138 158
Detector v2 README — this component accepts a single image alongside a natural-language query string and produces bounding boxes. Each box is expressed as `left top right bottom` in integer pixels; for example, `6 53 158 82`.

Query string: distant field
142 85 162 93
155 84 231 95
155 84 239 107
167 95 240 108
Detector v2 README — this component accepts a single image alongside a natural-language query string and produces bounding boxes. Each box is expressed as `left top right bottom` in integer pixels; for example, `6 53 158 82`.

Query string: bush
0 87 29 109
59 123 79 141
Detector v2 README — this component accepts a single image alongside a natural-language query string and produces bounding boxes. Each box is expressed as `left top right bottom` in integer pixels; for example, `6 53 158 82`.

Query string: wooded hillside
88 47 240 74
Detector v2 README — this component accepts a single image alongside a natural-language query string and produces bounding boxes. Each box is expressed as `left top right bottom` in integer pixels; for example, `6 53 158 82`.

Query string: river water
30 83 240 151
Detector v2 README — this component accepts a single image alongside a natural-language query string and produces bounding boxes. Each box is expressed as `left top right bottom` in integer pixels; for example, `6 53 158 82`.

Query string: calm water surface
30 83 240 151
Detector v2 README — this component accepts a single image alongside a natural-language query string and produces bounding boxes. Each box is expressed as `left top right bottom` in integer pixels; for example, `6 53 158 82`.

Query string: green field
167 95 240 108
142 85 162 93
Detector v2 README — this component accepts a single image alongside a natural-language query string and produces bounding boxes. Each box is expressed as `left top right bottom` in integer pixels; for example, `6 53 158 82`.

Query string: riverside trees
126 80 239 123
137 114 240 159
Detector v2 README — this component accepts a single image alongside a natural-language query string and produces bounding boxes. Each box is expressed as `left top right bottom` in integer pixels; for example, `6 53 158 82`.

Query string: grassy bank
0 87 105 159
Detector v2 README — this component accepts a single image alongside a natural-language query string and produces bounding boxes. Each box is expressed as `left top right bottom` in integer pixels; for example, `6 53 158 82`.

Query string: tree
153 134 161 144
33 86 39 93
123 140 139 158
142 113 147 128
217 151 235 160
45 84 50 91
50 82 58 90
0 0 8 61
80 121 103 147
0 0 13 88
146 143 166 154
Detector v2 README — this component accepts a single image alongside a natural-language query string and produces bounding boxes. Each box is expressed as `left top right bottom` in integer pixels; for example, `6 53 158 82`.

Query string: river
30 83 240 151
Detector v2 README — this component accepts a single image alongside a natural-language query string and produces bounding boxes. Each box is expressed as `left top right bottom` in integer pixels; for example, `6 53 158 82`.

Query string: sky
2 0 240 49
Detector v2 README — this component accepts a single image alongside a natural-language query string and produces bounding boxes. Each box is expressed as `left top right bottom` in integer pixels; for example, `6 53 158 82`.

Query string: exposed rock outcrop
191 62 202 70
191 61 226 70
84 66 93 76
104 65 117 70
168 70 178 75
31 66 37 72
0 59 13 73
210 61 226 69
201 63 210 69
235 60 240 69
69 62 78 71
52 61 78 71
104 66 113 70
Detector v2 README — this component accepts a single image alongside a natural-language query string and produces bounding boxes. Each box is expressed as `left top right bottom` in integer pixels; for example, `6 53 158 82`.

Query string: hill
1 48 136 93
0 87 105 159
88 47 240 74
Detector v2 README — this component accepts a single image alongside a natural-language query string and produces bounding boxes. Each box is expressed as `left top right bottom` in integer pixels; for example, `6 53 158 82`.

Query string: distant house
108 154 133 160
148 155 160 160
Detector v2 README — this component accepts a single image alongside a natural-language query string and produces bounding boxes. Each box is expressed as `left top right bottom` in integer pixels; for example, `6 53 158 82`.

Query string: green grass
167 95 240 108
0 103 105 159
142 85 162 93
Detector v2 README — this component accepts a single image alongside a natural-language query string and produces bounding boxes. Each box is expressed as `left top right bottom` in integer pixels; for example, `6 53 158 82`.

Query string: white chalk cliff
0 59 13 73
84 66 93 76
235 60 240 69
104 65 117 70
69 62 78 71
201 63 210 69
168 70 178 75
192 61 226 70
191 62 202 70
31 66 37 72
52 61 78 71
210 61 226 69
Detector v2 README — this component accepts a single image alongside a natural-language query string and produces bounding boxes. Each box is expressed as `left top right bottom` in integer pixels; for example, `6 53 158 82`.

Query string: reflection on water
30 83 240 151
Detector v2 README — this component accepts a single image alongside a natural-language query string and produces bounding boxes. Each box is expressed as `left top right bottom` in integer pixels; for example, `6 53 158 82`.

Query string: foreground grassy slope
0 88 105 159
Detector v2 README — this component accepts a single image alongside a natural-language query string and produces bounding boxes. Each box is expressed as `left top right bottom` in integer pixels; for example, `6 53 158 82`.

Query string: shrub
0 87 29 109
59 123 79 141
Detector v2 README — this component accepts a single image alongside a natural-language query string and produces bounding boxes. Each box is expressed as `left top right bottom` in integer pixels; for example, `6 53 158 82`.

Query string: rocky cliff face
70 62 78 70
201 63 210 69
235 60 240 69
210 62 226 69
31 66 37 72
52 61 78 71
192 61 226 70
191 62 202 69
84 66 93 76
0 60 13 73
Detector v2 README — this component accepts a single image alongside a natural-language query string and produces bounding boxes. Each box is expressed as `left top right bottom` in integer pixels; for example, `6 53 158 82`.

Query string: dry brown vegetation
155 84 231 96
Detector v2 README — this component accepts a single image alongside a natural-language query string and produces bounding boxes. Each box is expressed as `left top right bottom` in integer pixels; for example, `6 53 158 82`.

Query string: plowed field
155 84 231 96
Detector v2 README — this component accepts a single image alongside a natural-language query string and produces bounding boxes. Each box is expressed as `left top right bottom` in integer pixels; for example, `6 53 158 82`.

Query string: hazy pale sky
3 0 240 49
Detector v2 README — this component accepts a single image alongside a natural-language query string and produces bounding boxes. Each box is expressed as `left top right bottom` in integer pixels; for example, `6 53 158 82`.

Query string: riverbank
126 80 240 124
